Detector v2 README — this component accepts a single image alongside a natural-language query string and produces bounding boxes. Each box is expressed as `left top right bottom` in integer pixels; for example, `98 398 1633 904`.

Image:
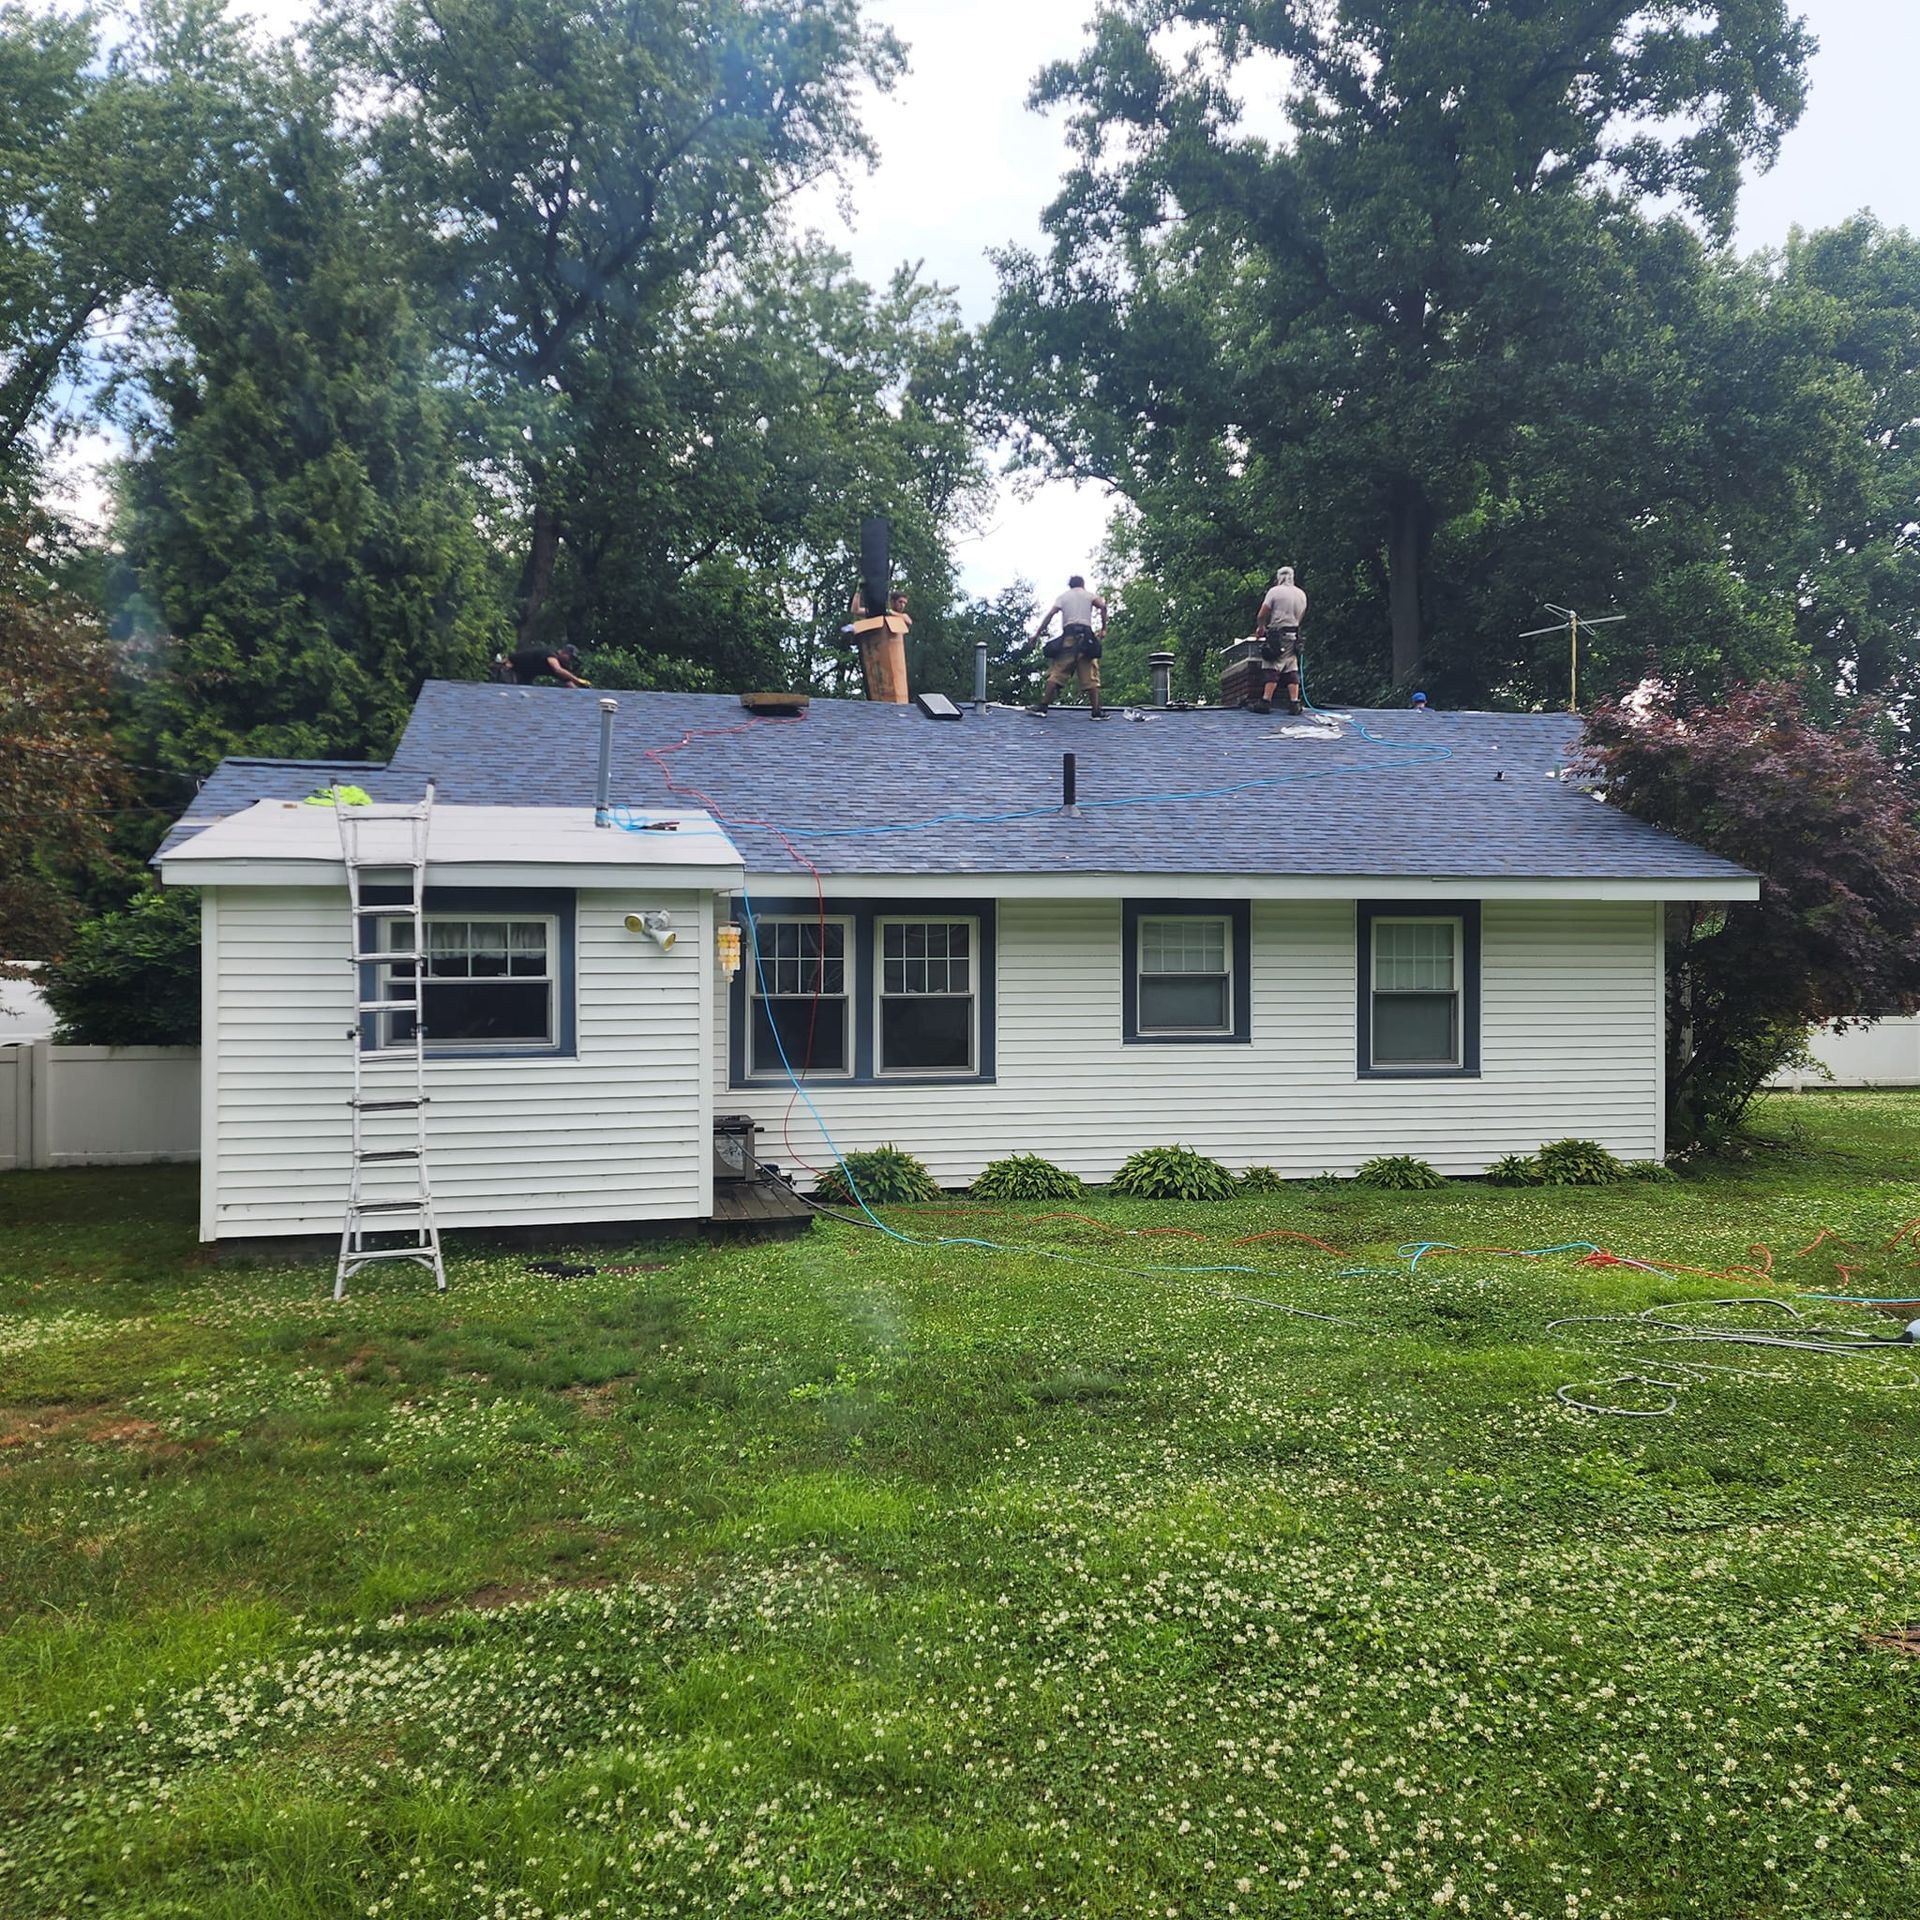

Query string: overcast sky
148 1 1920 599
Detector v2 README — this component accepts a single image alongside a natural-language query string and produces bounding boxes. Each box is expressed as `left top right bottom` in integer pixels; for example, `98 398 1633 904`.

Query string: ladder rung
356 1149 420 1163
352 1097 427 1111
352 1199 429 1216
354 904 419 916
343 1246 440 1265
359 1000 420 1013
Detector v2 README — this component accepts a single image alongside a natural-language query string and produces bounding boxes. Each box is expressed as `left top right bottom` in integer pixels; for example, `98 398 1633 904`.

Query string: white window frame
375 912 560 1053
1136 913 1234 1037
875 915 980 1077
1369 915 1464 1069
747 914 855 1080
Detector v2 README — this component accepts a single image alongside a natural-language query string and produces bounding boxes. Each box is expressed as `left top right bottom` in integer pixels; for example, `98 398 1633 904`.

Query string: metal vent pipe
1062 751 1077 812
974 638 989 707
1148 650 1174 707
594 697 619 827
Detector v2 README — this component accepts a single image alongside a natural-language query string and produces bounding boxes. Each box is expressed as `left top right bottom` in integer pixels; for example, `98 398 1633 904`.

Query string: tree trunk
514 501 562 650
1386 481 1433 689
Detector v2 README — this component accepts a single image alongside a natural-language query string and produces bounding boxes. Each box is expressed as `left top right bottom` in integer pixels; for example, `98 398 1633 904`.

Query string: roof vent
739 692 809 718
915 691 962 722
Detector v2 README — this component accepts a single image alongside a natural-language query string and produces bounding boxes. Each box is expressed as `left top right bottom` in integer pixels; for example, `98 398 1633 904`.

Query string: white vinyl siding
201 886 711 1236
717 898 1662 1183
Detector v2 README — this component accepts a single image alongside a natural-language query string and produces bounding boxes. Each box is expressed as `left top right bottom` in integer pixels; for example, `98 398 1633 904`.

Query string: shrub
1238 1165 1287 1193
813 1145 940 1206
970 1153 1083 1201
1354 1154 1446 1190
1110 1145 1237 1202
41 887 201 1046
1536 1138 1627 1186
1625 1159 1679 1184
1486 1152 1543 1186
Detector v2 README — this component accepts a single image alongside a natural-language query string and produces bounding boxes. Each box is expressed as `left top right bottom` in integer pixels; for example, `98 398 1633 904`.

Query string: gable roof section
385 681 1750 891
160 683 1757 893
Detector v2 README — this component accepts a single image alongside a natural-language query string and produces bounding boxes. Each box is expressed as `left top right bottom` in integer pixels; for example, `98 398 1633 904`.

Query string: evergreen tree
126 83 506 772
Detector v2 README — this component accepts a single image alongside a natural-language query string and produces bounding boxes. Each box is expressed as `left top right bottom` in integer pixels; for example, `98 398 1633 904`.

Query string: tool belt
1260 626 1300 664
1061 623 1101 658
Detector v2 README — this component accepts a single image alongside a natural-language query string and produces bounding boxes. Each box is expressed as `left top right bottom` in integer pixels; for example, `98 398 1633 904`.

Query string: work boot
1246 697 1271 714
1089 698 1105 719
1286 696 1304 716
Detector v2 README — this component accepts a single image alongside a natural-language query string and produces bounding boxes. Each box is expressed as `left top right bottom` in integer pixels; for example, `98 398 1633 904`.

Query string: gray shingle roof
161 681 1753 883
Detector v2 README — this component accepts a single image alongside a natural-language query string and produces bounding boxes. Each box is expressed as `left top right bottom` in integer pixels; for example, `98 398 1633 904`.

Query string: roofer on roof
1031 575 1107 719
495 644 590 688
1251 567 1307 715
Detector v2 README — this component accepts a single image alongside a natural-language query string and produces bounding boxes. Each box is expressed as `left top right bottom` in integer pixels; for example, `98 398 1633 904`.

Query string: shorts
1045 627 1101 692
1260 628 1300 677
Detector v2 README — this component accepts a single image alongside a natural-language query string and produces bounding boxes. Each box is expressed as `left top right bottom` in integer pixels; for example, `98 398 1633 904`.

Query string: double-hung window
748 917 851 1077
377 915 558 1050
878 919 977 1074
1368 917 1463 1068
1137 915 1232 1035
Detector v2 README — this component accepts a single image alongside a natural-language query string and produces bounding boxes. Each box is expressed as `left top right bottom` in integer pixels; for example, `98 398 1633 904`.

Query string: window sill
1126 1032 1252 1046
365 1045 574 1062
1359 1064 1480 1080
738 1072 997 1090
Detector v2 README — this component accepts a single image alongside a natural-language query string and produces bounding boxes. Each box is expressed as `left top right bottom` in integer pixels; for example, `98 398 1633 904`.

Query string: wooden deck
705 1174 813 1240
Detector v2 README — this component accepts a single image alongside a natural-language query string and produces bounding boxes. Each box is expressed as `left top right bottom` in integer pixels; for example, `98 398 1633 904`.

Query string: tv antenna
1518 603 1625 712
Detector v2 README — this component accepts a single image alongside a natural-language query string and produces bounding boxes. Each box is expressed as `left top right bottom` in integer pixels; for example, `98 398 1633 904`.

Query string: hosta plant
970 1153 1084 1201
813 1145 941 1206
1237 1165 1287 1193
1486 1153 1543 1186
1536 1138 1627 1186
1354 1154 1446 1191
1110 1145 1238 1202
1625 1159 1680 1184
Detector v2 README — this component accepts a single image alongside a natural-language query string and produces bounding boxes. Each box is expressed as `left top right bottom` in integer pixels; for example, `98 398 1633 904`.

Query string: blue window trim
358 886 577 1059
1356 899 1480 1079
1122 899 1253 1045
729 896 997 1088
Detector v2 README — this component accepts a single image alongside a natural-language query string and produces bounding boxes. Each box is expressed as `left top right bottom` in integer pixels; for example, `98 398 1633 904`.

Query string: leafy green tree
123 80 507 771
1585 681 1920 1145
560 247 996 698
344 0 903 653
993 0 1816 696
0 522 124 967
39 885 200 1045
0 0 260 497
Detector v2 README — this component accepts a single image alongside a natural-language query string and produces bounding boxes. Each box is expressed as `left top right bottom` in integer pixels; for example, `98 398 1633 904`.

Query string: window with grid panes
748 918 851 1076
1370 918 1461 1066
1137 915 1232 1033
378 917 556 1048
877 919 976 1073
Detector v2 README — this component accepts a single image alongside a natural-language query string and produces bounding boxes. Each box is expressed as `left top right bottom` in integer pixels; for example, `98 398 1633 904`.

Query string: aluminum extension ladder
334 782 446 1300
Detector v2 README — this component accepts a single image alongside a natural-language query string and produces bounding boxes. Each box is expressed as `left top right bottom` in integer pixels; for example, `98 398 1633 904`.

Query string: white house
158 681 1758 1245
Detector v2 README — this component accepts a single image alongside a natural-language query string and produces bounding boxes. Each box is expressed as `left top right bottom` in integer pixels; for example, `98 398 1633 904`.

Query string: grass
2 1093 1919 1918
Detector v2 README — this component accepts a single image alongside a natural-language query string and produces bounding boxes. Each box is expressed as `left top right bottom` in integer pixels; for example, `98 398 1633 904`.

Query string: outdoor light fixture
716 922 742 979
625 910 677 951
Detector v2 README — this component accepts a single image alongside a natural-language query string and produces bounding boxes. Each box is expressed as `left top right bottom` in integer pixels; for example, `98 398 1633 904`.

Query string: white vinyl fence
0 1042 200 1170
1770 1016 1920 1092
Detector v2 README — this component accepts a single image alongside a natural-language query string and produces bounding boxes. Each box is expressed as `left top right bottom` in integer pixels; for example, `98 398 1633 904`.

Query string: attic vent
739 692 809 717
915 692 962 722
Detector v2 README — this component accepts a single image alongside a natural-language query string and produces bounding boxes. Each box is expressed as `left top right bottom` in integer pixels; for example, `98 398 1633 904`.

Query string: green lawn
4 1095 1920 1920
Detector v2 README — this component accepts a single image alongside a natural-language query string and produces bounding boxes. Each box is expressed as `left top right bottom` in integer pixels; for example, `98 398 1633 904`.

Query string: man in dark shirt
502 644 590 687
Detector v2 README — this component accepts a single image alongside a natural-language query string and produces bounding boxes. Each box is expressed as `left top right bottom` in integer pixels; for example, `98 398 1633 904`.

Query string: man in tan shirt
1252 566 1307 713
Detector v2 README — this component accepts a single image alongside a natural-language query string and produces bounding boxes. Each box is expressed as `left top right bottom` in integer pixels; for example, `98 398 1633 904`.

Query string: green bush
1624 1159 1679 1184
1536 1138 1628 1186
970 1153 1083 1201
41 887 201 1046
1486 1152 1543 1186
1110 1145 1238 1202
813 1145 941 1206
1354 1154 1446 1191
1237 1165 1287 1193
